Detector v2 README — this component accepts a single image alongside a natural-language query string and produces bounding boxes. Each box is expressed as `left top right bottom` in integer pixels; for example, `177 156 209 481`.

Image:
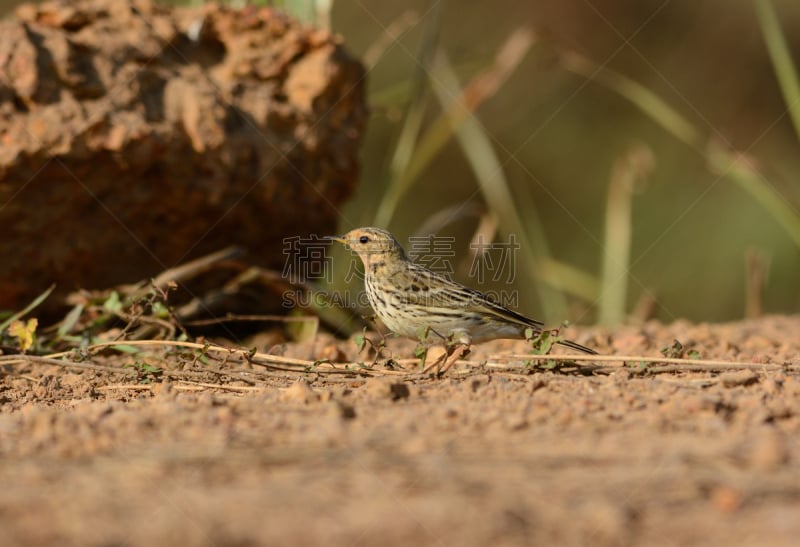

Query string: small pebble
711 485 742 513
280 380 319 404
470 374 491 392
362 378 411 401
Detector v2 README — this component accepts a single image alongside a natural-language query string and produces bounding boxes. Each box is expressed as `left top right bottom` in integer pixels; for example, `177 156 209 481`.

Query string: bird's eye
359 235 370 244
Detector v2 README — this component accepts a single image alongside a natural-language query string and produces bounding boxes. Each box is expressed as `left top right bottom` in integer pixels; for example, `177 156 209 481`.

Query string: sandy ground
1 316 799 546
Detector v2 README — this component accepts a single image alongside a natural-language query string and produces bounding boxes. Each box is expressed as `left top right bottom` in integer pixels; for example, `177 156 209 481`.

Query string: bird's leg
370 329 394 365
437 330 472 376
359 316 395 365
421 331 471 377
438 343 470 376
354 325 394 366
420 335 447 375
421 345 450 375
416 325 445 373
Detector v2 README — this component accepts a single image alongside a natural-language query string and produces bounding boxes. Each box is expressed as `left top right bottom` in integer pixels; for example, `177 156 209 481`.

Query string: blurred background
3 0 799 326
333 0 800 325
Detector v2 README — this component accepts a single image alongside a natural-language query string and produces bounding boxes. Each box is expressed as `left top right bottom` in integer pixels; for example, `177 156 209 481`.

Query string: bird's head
327 227 407 268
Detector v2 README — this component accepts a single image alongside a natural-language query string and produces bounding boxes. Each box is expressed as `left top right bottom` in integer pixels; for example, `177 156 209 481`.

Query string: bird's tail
557 338 598 355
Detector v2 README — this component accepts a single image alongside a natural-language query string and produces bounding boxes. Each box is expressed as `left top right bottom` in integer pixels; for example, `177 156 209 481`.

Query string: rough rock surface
0 0 367 312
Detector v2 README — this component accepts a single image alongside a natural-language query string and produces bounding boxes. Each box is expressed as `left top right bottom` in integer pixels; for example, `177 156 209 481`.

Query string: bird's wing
392 265 544 330
390 265 597 355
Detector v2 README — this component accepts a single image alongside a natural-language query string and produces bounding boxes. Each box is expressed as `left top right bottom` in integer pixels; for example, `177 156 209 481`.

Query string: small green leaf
529 330 555 355
660 339 684 358
124 361 163 383
353 334 366 352
0 284 55 334
103 291 123 313
150 301 169 318
57 304 84 337
541 359 558 370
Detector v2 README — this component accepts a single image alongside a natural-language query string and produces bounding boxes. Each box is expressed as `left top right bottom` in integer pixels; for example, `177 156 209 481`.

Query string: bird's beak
325 235 346 244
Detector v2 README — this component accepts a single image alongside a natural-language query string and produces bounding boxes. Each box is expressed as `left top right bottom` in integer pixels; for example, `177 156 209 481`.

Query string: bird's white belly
364 275 525 344
378 309 523 344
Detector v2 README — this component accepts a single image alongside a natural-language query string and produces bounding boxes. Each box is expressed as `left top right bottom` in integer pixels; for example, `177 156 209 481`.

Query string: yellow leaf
8 318 38 352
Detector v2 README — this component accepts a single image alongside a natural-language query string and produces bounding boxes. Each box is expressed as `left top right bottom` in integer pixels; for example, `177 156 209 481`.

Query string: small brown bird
328 227 596 355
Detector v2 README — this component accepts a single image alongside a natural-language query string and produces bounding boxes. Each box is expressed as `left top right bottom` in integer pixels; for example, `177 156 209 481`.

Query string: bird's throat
369 260 385 275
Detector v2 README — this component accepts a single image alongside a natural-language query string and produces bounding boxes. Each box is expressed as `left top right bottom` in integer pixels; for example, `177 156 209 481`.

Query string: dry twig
2 339 788 387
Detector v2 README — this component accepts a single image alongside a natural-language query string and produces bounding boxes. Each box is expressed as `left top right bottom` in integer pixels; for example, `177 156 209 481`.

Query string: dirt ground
1 316 799 546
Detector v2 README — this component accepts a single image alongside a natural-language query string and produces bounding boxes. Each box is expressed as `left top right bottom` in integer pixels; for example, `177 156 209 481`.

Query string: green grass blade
537 258 600 302
755 0 800 142
404 30 535 197
57 304 85 338
564 50 800 252
430 51 567 321
375 29 533 226
561 52 702 148
0 284 55 333
599 145 654 325
373 2 444 227
708 142 800 249
362 11 420 69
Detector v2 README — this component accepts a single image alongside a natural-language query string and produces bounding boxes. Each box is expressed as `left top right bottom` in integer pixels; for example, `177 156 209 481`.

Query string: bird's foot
421 343 471 377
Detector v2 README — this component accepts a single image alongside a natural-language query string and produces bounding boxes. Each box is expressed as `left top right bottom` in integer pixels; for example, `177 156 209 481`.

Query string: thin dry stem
488 353 785 372
2 339 788 382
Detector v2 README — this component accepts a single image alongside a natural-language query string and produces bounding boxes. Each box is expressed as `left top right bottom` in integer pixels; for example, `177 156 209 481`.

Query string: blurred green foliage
2 0 799 324
330 0 800 324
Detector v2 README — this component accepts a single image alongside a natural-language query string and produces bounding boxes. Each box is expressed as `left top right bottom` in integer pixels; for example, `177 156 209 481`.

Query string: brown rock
0 0 367 315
